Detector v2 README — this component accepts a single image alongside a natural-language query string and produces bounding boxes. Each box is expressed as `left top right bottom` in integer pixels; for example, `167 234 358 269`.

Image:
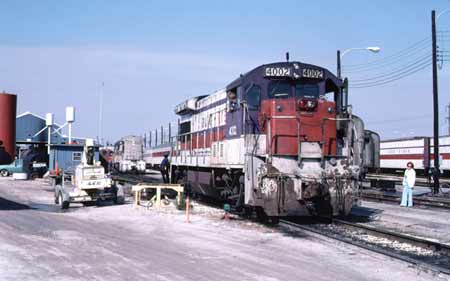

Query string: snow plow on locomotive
145 61 379 221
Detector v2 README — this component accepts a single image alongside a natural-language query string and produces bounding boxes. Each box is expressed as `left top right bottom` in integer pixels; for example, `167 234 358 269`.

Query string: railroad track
281 218 450 275
111 173 450 275
361 191 450 210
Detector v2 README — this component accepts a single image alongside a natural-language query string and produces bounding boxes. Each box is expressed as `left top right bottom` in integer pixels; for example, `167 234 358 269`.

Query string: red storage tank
0 92 17 164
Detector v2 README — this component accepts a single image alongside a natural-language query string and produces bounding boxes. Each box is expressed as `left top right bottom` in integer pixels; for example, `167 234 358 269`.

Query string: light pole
337 47 381 79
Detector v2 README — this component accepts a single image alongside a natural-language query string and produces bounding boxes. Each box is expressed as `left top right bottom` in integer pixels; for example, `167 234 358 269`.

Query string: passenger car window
246 85 261 110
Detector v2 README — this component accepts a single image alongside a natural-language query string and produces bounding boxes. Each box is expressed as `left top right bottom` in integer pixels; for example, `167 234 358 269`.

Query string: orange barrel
0 92 17 164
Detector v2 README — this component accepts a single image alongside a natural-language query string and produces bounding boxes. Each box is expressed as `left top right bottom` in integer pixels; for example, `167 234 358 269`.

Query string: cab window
246 85 261 110
295 84 319 99
268 82 291 99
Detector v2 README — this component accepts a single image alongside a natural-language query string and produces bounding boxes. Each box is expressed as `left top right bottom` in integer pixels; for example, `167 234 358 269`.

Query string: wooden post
186 195 190 223
134 189 140 207
156 186 161 208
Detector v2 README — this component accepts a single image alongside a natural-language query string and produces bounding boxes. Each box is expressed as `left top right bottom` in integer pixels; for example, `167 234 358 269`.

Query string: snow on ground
0 177 448 281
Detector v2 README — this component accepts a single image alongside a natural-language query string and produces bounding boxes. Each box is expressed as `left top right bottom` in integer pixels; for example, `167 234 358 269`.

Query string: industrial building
16 111 82 144
13 111 96 174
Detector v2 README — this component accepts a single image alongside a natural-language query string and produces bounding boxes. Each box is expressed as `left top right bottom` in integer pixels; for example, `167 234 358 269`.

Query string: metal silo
0 92 17 164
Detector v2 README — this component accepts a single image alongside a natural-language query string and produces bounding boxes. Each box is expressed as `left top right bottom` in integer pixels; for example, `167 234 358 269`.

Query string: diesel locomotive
144 61 379 222
113 135 146 173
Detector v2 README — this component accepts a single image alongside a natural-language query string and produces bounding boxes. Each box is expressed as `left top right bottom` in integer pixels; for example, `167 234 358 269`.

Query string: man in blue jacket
160 154 170 183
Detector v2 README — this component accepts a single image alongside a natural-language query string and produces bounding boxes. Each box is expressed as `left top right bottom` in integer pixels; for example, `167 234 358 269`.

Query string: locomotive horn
286 52 290 62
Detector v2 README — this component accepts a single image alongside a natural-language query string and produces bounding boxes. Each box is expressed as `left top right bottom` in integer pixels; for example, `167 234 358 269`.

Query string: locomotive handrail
321 117 352 166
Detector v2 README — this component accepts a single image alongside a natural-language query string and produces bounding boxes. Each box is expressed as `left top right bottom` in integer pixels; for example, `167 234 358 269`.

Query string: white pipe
47 126 52 155
68 122 72 144
33 126 48 138
52 122 68 134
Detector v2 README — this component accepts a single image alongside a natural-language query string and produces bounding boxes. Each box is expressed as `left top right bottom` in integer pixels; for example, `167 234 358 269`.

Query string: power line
344 44 431 73
351 58 431 84
366 110 446 125
351 54 431 82
366 114 432 125
350 60 432 88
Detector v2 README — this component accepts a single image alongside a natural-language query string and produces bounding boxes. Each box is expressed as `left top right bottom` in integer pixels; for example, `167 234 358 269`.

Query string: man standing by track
160 154 170 183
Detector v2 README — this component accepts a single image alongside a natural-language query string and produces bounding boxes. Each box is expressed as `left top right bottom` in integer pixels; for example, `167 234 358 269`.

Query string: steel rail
280 219 450 276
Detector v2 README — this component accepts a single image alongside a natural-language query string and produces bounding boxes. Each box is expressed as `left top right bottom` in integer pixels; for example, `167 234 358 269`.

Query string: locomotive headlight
327 107 334 113
298 99 317 111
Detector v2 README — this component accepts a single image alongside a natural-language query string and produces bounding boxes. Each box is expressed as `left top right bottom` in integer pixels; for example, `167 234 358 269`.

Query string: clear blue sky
1 0 450 142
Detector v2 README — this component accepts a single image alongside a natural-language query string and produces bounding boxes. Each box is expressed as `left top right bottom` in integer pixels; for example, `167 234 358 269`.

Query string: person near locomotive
401 162 416 207
160 154 170 183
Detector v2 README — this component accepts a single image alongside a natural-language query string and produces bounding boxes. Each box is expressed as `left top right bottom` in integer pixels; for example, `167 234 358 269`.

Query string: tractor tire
113 196 125 205
58 192 70 210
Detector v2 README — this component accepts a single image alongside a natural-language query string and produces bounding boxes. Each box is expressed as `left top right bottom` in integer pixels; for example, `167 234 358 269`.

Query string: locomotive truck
144 61 379 223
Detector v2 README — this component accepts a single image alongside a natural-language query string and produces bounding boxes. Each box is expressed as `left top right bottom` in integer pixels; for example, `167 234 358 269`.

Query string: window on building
73 152 82 161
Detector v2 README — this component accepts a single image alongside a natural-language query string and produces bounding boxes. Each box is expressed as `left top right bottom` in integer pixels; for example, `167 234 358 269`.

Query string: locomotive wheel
268 216 280 225
255 207 269 224
255 207 280 225
57 193 70 210
82 201 96 207
241 206 253 219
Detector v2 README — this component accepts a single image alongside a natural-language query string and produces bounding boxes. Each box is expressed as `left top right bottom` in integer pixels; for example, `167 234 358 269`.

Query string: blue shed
49 144 99 172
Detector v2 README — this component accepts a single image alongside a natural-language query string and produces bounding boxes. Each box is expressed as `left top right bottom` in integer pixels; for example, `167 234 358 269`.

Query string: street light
337 46 381 79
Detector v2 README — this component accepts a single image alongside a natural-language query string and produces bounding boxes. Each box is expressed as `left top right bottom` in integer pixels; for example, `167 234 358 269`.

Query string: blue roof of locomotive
226 61 342 90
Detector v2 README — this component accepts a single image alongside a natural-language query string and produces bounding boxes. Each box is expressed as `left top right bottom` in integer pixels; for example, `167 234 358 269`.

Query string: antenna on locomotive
286 52 290 62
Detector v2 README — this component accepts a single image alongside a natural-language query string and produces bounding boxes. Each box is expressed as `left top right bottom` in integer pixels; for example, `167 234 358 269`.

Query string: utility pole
337 50 342 79
447 102 450 135
98 82 104 146
149 131 152 148
432 10 440 194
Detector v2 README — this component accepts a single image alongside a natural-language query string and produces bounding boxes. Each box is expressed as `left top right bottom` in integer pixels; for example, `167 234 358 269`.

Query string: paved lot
0 177 447 281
